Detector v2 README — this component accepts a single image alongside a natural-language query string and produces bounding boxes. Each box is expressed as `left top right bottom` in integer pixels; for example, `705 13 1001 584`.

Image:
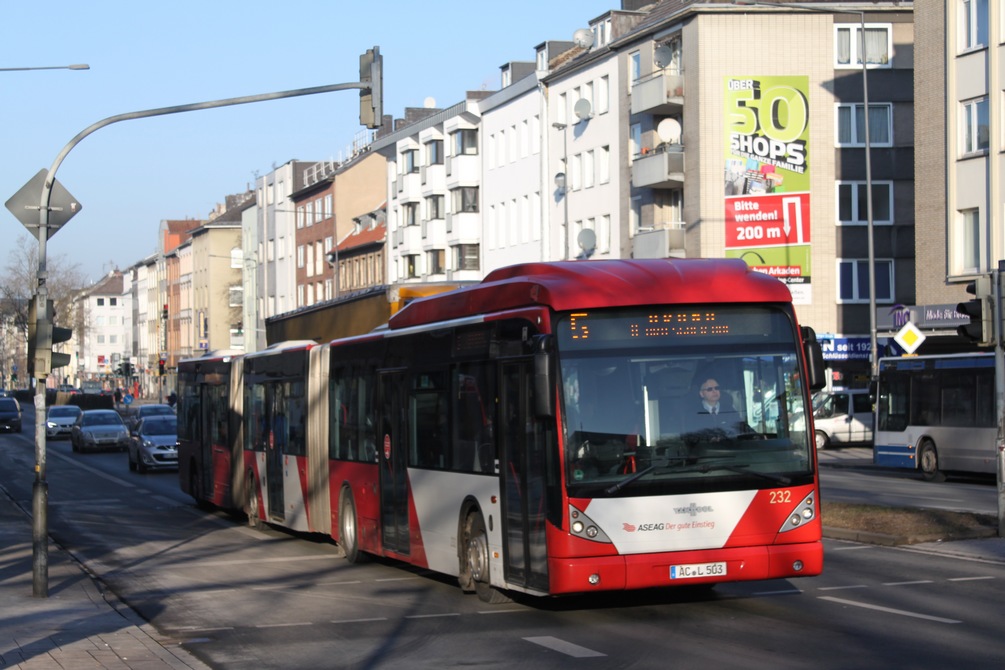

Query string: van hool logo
621 503 716 532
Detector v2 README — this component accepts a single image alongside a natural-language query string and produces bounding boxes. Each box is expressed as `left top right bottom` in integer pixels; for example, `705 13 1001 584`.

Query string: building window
305 202 313 226
454 244 480 271
404 202 419 226
837 181 893 225
324 194 333 220
835 24 892 68
451 129 478 156
425 139 443 166
837 259 894 303
451 187 479 213
597 76 610 115
315 198 324 223
296 205 305 229
583 150 595 189
426 195 444 220
110 298 117 306
629 50 641 87
229 286 242 307
427 249 445 275
837 103 892 146
630 123 642 160
599 145 610 184
961 0 989 51
230 247 242 268
297 244 305 268
956 208 982 274
557 92 567 126
404 254 419 279
401 148 419 174
961 97 990 154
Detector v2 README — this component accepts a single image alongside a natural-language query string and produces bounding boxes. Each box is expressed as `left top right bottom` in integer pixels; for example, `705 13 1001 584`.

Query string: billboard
724 76 811 304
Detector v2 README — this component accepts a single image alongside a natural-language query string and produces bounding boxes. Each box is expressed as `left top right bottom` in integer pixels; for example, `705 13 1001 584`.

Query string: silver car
71 409 130 453
46 405 83 439
127 416 178 473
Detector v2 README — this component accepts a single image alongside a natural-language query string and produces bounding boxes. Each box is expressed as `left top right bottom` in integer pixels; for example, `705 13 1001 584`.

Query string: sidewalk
0 487 211 670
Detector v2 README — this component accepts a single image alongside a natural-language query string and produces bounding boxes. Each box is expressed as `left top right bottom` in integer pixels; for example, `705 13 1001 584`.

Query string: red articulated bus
180 259 826 602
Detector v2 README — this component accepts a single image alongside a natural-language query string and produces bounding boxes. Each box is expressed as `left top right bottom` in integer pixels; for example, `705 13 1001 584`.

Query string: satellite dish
657 118 682 145
578 228 597 255
654 44 674 70
423 96 436 109
573 28 595 49
574 98 593 121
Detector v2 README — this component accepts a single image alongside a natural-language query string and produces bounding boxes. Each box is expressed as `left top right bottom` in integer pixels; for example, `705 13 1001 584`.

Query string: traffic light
359 46 383 129
27 297 72 376
957 274 994 345
159 358 166 375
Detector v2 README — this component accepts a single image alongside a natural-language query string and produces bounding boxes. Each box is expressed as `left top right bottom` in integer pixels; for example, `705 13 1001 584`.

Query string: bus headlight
568 505 613 544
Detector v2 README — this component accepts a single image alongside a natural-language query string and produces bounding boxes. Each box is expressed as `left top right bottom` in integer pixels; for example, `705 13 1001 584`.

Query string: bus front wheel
461 512 510 604
339 489 367 564
918 440 946 482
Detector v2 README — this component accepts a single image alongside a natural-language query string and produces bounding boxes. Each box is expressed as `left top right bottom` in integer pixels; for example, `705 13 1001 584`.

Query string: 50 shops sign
724 76 812 305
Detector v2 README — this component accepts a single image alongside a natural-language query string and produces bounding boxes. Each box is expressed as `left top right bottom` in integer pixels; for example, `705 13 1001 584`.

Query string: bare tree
0 234 88 379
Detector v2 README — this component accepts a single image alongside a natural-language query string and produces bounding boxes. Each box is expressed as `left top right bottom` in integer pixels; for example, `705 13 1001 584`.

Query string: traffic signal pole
23 58 382 597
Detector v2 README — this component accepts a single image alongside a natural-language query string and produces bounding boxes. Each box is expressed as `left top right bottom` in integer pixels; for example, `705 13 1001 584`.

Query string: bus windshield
557 306 813 496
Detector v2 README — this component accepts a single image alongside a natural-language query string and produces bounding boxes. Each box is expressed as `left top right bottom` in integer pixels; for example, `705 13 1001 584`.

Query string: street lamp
734 0 878 377
0 64 89 72
20 75 376 598
553 122 570 259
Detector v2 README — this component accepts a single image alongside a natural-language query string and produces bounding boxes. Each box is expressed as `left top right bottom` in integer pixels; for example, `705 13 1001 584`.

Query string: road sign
5 169 82 237
894 321 926 355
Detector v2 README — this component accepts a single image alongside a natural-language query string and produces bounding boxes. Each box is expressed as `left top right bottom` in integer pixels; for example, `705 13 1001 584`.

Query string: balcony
631 70 684 116
633 223 686 258
632 146 684 188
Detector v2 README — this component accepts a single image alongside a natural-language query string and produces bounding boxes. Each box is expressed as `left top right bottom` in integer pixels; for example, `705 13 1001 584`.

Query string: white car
46 405 83 439
812 388 874 449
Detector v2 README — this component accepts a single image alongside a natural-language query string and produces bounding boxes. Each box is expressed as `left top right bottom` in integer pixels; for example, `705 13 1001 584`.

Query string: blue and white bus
874 353 997 481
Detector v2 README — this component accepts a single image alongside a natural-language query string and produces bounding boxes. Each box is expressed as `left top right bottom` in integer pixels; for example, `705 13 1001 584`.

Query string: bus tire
462 512 510 604
918 440 945 482
339 488 367 564
245 472 264 529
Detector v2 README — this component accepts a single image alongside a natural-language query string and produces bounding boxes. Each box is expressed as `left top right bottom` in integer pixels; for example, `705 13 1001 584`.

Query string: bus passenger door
499 361 549 592
266 386 285 523
379 370 410 555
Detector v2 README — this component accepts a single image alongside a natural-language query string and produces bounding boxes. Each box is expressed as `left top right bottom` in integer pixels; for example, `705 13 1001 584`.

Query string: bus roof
388 258 791 330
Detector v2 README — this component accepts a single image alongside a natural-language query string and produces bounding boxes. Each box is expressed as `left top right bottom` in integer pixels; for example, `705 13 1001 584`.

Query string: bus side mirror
532 335 554 418
801 326 826 391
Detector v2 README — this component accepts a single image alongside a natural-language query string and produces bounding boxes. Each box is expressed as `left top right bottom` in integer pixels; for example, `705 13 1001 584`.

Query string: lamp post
734 1 877 377
0 64 89 72
23 78 372 598
553 122 570 259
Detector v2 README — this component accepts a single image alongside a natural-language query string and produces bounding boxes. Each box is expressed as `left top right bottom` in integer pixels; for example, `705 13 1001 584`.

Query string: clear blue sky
2 0 614 283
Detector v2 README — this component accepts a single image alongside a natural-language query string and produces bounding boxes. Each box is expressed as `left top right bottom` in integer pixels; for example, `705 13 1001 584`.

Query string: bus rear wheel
339 489 367 564
462 512 510 604
918 440 945 482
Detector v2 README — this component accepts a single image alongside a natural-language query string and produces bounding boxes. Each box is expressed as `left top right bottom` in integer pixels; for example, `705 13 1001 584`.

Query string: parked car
128 415 179 473
70 409 130 453
125 403 175 432
46 405 83 439
812 388 874 449
0 397 22 433
56 384 79 394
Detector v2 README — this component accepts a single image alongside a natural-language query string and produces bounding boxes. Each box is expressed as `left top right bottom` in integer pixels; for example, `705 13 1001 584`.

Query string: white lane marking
478 609 526 615
183 554 338 568
524 636 606 658
752 588 802 596
883 580 933 587
948 576 995 582
818 585 869 591
331 617 389 624
255 622 313 629
375 576 420 582
405 613 461 619
47 449 136 487
819 597 961 624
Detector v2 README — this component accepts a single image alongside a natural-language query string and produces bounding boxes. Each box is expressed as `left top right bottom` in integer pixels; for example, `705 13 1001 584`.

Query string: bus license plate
670 562 726 580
